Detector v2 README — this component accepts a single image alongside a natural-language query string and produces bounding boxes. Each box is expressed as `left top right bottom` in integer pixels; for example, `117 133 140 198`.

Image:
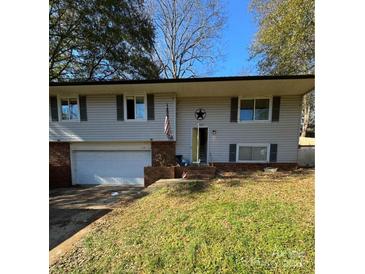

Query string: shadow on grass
49 186 149 250
49 207 111 250
166 181 210 197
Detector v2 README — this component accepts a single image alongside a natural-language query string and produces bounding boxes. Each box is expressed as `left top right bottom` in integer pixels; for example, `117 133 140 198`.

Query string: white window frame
57 95 80 122
124 93 147 121
238 96 272 123
236 143 270 163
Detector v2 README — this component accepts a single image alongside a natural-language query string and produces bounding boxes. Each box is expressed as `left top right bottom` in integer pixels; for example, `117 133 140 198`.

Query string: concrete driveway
50 185 147 250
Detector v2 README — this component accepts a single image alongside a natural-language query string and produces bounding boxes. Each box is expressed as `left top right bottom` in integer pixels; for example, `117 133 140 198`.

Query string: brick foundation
143 163 297 187
151 141 176 167
175 166 216 180
144 166 175 187
212 162 298 172
49 142 71 188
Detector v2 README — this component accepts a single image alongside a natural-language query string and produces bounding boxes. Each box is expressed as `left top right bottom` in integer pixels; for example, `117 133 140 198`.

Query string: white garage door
72 150 151 186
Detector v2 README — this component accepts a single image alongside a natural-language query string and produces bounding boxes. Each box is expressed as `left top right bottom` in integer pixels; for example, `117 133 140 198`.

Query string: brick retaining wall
143 163 299 187
175 166 216 180
144 166 175 187
144 165 217 186
49 142 71 188
151 141 176 167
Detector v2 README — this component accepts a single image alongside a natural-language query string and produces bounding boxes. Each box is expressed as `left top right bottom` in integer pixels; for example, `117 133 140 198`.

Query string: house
49 75 314 188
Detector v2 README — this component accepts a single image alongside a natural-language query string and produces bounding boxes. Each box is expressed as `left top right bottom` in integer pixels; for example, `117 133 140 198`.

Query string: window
126 97 135 119
135 97 145 119
240 99 254 120
239 98 270 121
125 95 146 120
237 144 269 162
60 98 79 120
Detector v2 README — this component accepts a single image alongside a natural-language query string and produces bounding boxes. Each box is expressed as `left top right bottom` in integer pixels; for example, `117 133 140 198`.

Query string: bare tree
301 90 315 137
147 0 225 78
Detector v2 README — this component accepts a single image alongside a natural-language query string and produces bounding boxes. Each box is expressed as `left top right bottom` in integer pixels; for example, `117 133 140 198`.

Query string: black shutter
147 94 155 120
79 95 87 121
116 95 124 121
272 96 281 122
270 144 278 162
50 96 58 121
230 97 238 122
229 144 237 162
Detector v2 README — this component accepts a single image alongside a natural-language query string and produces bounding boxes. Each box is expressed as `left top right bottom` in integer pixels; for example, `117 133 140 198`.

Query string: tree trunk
301 94 310 137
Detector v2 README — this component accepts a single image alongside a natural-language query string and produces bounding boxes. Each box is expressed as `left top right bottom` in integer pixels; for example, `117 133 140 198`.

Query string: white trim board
70 142 151 151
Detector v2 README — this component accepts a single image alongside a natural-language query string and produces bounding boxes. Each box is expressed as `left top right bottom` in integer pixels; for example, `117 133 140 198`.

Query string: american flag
164 104 173 140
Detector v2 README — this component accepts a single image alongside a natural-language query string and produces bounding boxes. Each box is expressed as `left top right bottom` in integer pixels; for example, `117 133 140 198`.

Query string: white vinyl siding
49 93 176 141
176 95 302 163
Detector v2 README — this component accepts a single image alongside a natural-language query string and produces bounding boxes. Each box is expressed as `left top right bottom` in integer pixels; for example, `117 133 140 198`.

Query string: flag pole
197 122 200 165
166 104 169 140
165 103 172 140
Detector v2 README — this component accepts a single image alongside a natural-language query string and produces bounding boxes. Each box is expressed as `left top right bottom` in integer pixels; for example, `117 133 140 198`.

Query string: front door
192 127 208 163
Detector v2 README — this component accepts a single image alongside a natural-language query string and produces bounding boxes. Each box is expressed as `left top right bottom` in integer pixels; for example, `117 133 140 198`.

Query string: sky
209 0 259 76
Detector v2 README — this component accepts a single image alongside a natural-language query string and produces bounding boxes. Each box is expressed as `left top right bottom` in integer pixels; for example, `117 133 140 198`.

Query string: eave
49 75 314 97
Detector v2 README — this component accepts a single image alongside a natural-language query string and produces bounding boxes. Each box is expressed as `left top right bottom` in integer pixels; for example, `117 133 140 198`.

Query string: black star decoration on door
195 108 206 120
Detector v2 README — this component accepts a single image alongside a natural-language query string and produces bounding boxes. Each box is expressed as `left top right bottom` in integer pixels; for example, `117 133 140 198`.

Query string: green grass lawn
50 170 314 273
